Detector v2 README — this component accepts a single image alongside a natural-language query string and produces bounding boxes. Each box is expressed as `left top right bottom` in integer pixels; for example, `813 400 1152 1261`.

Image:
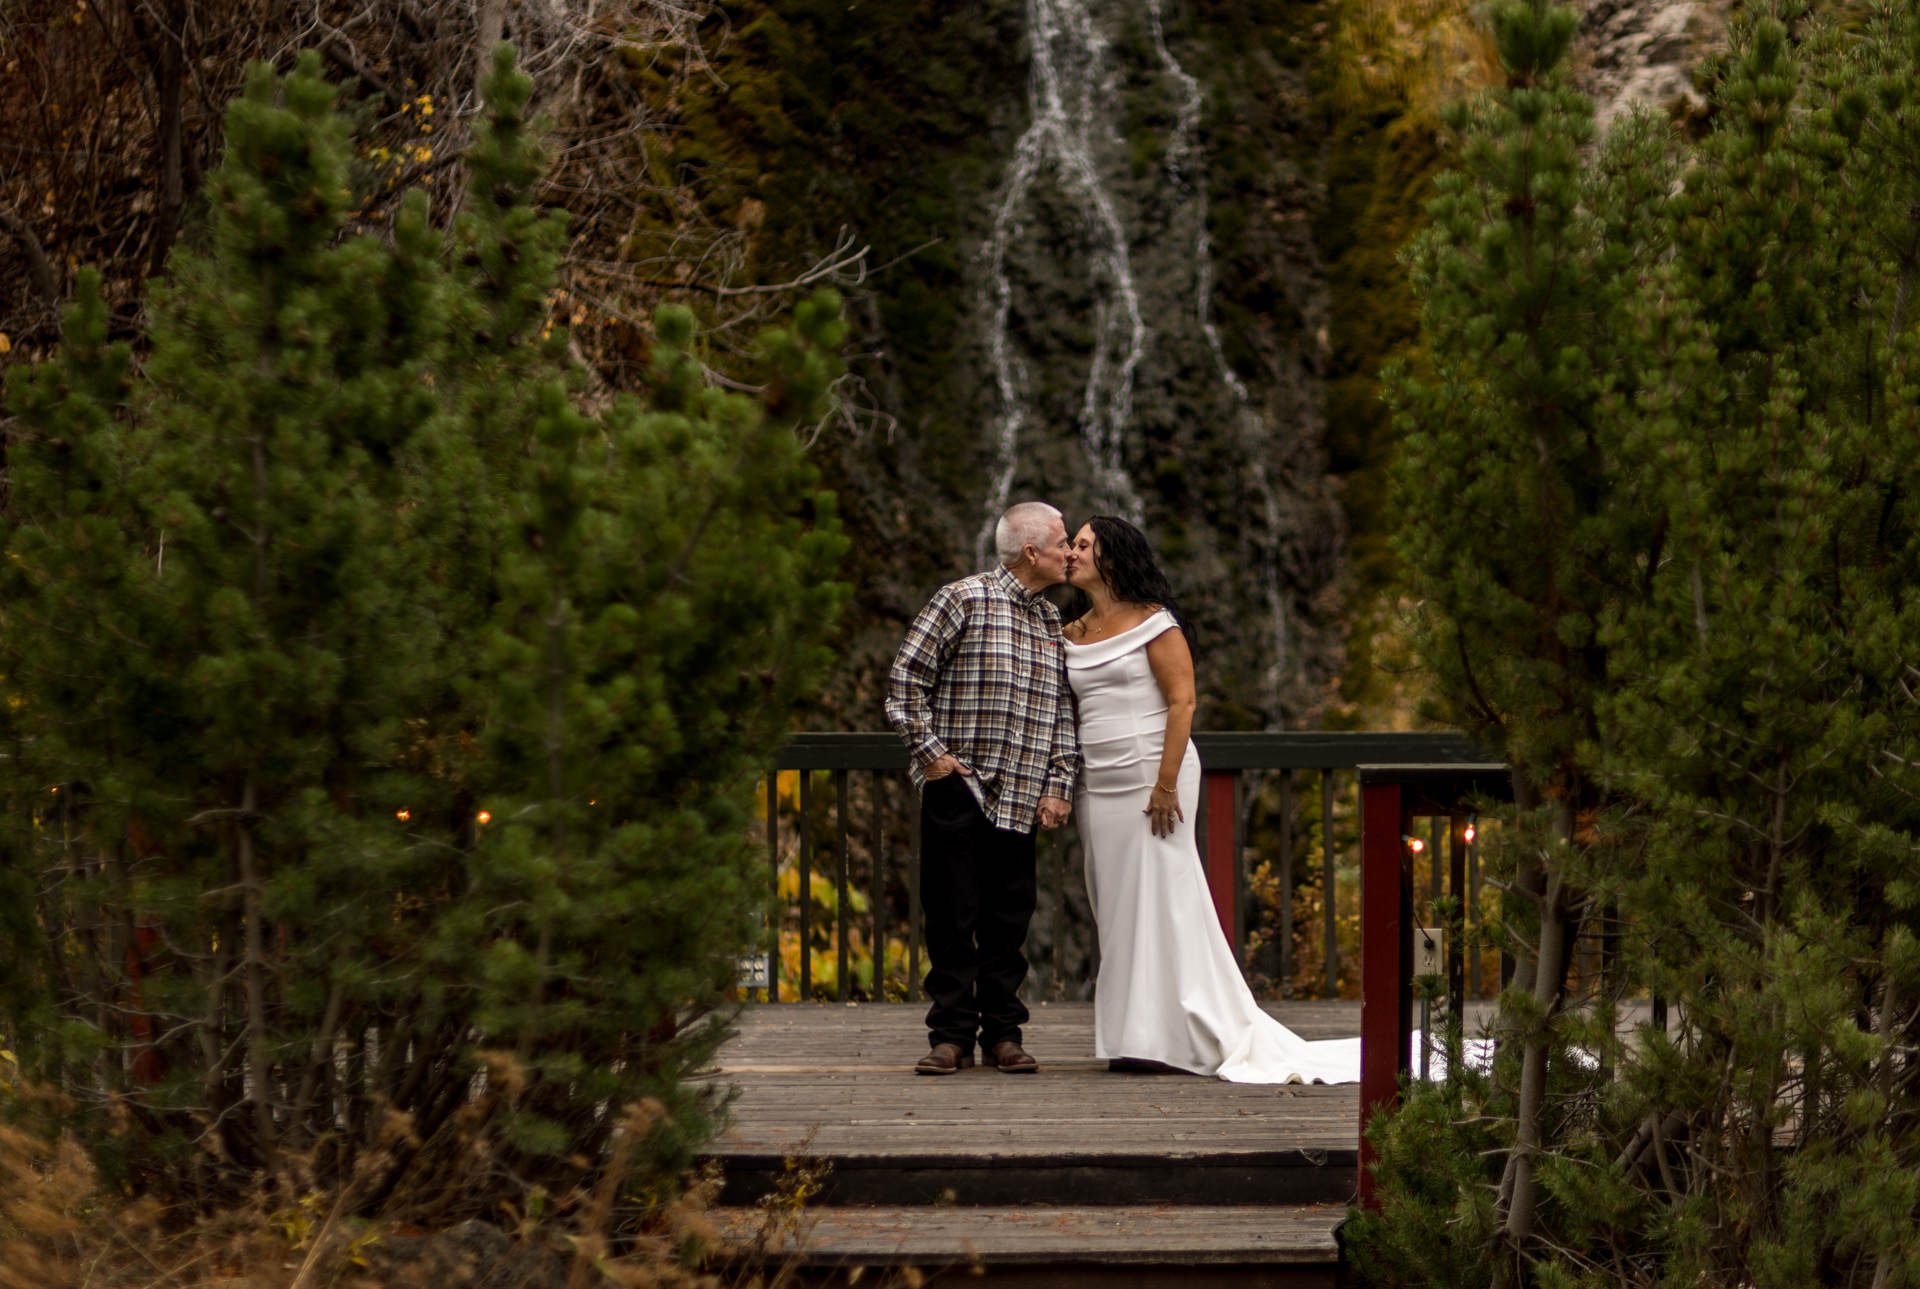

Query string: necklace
1076 604 1149 641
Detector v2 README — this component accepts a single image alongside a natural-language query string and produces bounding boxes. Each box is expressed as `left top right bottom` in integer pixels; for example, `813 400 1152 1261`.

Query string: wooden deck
698 1001 1379 1285
711 1204 1353 1286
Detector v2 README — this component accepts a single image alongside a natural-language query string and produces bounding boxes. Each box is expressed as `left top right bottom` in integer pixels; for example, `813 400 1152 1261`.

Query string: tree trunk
128 0 190 276
473 0 508 107
241 338 276 1173
1492 797 1582 1285
238 772 277 1173
0 209 60 314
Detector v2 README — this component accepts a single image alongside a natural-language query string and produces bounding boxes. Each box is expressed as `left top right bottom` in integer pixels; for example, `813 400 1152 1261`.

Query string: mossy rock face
939 0 1346 727
616 0 1471 727
1308 0 1494 712
1320 111 1450 595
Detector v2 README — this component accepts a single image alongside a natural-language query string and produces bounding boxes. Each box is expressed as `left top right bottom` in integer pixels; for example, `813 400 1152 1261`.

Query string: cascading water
1145 0 1292 710
976 0 1147 561
973 0 1295 717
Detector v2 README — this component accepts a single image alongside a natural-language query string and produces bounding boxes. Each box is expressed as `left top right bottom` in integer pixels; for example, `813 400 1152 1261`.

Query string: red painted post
1202 769 1237 947
1358 778 1411 1208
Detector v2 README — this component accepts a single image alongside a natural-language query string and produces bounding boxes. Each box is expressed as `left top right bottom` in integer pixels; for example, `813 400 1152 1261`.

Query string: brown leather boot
914 1042 975 1075
983 1039 1038 1073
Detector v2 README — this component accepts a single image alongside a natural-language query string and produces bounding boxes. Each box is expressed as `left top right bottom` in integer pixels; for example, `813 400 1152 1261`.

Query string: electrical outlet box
1413 926 1444 979
736 953 772 991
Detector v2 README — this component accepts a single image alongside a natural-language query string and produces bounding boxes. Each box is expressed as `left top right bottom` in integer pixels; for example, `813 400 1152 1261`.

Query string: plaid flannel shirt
884 564 1080 834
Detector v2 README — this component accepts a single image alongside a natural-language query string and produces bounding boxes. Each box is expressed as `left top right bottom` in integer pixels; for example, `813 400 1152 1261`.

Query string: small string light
1463 819 1478 845
475 809 492 826
395 809 411 822
1403 833 1426 854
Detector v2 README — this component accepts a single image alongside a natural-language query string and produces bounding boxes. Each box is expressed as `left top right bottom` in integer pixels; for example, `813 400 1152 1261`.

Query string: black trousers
919 776 1038 1053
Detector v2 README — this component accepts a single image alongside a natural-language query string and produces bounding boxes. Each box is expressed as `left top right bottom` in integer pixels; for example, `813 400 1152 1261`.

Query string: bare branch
0 207 61 313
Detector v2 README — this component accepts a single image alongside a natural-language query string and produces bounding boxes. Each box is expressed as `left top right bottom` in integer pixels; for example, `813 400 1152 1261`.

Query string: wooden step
710 1135 1355 1206
702 1003 1361 1207
705 1066 1356 1205
710 1202 1345 1287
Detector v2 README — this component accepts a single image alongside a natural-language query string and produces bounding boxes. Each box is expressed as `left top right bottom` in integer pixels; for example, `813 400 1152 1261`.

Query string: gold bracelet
1152 781 1178 794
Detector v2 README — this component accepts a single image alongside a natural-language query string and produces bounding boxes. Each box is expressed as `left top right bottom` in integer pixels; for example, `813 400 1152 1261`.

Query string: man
885 501 1080 1076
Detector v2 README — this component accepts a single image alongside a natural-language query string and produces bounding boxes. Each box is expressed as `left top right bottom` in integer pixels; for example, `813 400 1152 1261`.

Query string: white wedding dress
1067 610 1360 1083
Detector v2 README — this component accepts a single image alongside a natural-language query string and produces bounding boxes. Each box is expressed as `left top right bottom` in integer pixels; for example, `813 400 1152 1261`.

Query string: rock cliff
671 0 1732 728
1579 0 1730 130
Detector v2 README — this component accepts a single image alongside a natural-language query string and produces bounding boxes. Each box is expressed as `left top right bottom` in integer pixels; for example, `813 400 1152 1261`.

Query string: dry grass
0 1079 863 1289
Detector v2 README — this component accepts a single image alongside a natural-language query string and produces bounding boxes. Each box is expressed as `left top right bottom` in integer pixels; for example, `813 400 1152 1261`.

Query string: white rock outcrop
1579 0 1731 131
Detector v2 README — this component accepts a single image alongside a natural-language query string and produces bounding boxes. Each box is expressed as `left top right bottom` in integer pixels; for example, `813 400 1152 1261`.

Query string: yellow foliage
756 768 925 1000
341 1222 383 1267
754 773 794 825
268 1189 328 1250
1328 0 1499 119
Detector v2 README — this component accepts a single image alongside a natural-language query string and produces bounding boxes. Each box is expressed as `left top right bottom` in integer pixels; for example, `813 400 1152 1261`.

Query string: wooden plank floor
716 999 1375 1068
700 1001 1384 1206
714 1202 1348 1264
703 1004 1378 1283
704 1000 1646 1280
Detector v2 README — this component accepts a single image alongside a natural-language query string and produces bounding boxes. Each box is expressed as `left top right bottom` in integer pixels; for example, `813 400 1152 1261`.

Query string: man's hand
1037 796 1071 830
924 754 972 781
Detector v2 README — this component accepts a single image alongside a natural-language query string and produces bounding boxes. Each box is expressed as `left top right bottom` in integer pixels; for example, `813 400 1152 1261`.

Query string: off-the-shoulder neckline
1062 607 1173 648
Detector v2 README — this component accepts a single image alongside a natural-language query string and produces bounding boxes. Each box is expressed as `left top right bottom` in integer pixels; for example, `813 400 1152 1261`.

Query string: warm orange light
1403 834 1426 854
1463 822 1478 845
476 810 492 826
396 809 411 822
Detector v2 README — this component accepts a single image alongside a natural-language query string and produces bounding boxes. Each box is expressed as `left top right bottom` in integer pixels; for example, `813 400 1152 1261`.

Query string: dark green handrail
775 730 1487 770
759 730 1496 1004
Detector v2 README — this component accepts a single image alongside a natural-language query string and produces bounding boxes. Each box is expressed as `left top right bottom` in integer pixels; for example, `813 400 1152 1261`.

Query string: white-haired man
885 501 1080 1075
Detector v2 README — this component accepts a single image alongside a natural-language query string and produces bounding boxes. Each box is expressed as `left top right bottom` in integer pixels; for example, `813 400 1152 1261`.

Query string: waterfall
1145 0 1291 710
968 0 1304 721
976 0 1147 561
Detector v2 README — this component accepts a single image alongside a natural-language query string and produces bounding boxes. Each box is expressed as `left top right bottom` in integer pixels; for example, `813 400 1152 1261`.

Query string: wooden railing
752 731 1493 1004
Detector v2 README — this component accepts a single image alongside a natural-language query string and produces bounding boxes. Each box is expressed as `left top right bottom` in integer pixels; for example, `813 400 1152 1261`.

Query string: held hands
1037 796 1071 831
928 754 1066 830
1144 781 1183 837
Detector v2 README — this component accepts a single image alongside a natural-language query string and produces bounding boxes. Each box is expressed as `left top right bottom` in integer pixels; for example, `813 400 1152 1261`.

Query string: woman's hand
1144 626 1195 841
1143 782 1183 837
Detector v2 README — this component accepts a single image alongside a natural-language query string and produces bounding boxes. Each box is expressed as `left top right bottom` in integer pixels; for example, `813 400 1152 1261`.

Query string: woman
1062 516 1359 1083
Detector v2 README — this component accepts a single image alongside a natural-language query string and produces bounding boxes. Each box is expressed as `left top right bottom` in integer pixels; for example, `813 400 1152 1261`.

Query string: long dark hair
1086 515 1197 650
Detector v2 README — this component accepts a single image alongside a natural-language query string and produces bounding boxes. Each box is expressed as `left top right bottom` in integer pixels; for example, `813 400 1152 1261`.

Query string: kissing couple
885 501 1360 1083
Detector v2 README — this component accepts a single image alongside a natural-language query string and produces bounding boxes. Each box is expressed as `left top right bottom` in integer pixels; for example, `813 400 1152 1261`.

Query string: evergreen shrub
1351 3 1920 1285
0 45 847 1217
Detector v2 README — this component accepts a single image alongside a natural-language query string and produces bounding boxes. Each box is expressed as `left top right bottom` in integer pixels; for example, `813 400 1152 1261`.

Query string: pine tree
0 47 848 1215
1353 4 1920 1285
1585 5 1920 1282
467 294 847 1177
1358 0 1674 1274
4 57 458 1194
0 270 140 1073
